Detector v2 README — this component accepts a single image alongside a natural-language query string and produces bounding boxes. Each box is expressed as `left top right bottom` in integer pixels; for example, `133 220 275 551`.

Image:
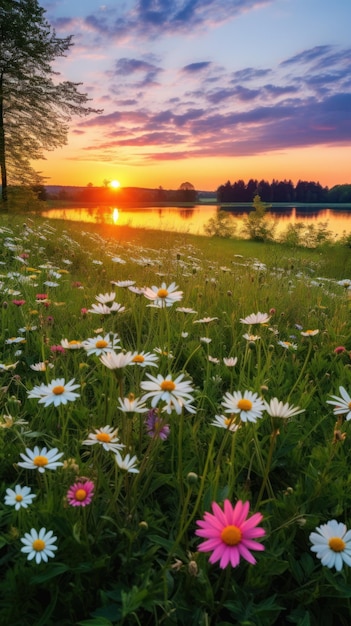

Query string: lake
41 204 351 239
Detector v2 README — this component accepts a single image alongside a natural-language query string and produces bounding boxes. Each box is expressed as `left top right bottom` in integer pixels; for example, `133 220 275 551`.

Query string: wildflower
30 362 54 372
154 347 174 359
222 390 265 423
240 312 271 325
200 337 212 344
18 446 64 473
242 333 260 342
208 355 220 364
131 351 159 367
36 293 48 301
5 485 36 510
21 527 58 564
109 302 126 313
18 325 37 333
81 307 88 316
264 398 305 419
27 378 80 407
12 299 26 306
176 307 197 314
60 339 83 350
0 361 18 371
310 520 351 571
195 499 265 568
67 480 95 507
145 408 170 440
193 317 218 324
82 426 124 452
118 394 147 413
129 286 145 295
95 292 116 304
140 372 195 415
100 351 135 369
82 333 120 356
114 451 139 473
223 357 238 367
111 280 135 288
301 329 319 337
0 414 28 428
327 386 351 420
5 337 26 344
44 281 59 287
88 303 113 315
278 340 298 350
50 345 65 354
211 414 239 432
334 346 347 354
143 282 183 307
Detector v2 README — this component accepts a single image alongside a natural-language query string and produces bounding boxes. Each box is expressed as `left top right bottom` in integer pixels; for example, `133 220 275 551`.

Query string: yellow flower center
15 494 23 502
237 399 253 411
96 432 111 442
225 417 234 427
160 380 176 392
221 525 242 546
33 455 48 467
75 489 87 501
348 402 351 410
32 539 46 552
69 340 80 345
328 537 346 552
157 288 169 298
52 385 65 395
133 355 145 363
96 340 108 348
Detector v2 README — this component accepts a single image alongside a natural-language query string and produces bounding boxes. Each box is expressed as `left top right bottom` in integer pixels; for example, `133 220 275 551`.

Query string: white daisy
111 280 135 288
193 317 218 324
5 337 26 344
176 307 197 314
327 386 351 420
310 520 351 571
4 485 36 510
109 302 126 313
27 378 80 407
243 333 260 342
82 425 124 452
223 357 238 367
277 340 298 350
100 351 135 369
30 362 54 372
43 281 59 287
301 329 319 337
264 398 305 419
18 446 64 473
114 451 139 473
88 303 112 315
211 414 239 432
60 339 83 350
21 527 58 564
118 394 147 414
221 390 265 423
82 333 120 356
143 282 183 307
95 292 116 304
140 372 195 415
240 312 271 325
131 351 159 367
128 286 145 295
0 361 18 371
200 337 212 344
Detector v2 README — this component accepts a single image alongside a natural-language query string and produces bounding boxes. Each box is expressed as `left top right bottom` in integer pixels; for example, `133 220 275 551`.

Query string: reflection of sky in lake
41 205 351 238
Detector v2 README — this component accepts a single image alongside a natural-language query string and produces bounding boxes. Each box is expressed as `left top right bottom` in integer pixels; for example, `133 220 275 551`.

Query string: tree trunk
0 73 8 204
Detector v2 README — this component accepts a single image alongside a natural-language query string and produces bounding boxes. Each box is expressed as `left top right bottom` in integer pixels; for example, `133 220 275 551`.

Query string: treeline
217 179 351 204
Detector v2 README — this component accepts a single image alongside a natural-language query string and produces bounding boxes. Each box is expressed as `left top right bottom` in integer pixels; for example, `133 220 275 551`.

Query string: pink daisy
66 480 95 507
195 499 265 568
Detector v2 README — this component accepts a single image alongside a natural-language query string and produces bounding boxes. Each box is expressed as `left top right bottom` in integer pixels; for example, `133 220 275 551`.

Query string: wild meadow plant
2 216 351 624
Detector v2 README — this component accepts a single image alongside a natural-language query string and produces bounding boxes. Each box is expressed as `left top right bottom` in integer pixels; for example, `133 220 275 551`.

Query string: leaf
31 562 69 583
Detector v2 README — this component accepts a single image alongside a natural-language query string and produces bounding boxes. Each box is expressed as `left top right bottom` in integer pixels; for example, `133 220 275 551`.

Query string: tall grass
1 215 351 625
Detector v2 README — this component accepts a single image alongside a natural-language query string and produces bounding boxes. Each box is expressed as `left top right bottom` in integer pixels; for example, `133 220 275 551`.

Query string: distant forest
217 179 351 204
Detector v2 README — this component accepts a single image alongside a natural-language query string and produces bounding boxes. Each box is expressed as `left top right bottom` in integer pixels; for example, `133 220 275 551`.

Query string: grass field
1 213 351 625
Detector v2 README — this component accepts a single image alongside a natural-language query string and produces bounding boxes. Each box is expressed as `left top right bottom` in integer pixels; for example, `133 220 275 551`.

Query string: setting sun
110 180 120 189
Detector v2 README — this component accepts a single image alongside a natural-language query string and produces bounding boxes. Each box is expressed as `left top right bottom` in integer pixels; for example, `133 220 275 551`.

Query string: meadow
1 214 351 625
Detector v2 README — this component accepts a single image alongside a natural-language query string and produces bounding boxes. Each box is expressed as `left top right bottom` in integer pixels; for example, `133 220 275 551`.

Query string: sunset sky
39 0 351 191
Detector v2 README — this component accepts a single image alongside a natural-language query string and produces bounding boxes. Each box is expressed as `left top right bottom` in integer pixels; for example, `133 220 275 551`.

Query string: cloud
181 62 212 73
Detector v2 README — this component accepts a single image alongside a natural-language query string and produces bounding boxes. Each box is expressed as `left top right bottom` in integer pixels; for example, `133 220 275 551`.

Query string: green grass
1 214 351 625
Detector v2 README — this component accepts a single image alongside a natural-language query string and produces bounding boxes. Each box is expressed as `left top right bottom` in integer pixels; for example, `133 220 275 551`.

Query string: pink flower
334 346 346 354
36 293 48 301
12 299 26 306
67 480 94 507
50 345 65 354
81 307 88 317
195 499 265 568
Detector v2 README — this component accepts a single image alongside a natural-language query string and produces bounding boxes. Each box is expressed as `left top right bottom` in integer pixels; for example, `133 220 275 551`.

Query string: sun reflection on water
112 208 119 224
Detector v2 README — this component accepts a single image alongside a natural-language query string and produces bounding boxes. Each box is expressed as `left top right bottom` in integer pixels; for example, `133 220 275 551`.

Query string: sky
38 0 351 191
